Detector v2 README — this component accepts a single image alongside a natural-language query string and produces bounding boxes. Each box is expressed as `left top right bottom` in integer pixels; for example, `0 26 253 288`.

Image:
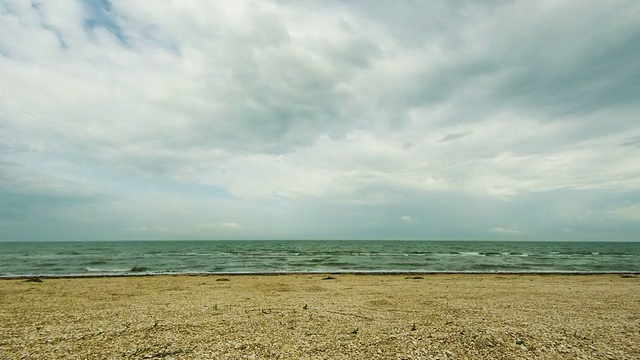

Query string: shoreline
2 273 638 359
3 270 640 280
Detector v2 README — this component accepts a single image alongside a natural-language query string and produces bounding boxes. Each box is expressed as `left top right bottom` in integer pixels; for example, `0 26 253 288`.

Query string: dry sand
1 274 638 359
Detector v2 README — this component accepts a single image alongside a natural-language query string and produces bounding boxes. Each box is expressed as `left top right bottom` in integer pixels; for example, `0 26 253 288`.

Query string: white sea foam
85 267 131 273
458 252 481 256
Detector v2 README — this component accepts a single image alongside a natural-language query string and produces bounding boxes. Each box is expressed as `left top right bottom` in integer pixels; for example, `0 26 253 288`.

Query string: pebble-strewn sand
1 274 638 359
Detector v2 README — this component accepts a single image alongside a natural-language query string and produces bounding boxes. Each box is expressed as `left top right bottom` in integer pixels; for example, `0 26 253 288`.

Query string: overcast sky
1 0 639 241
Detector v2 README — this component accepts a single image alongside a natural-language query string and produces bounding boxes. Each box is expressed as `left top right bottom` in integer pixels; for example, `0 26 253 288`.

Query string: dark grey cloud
438 132 472 143
620 138 640 148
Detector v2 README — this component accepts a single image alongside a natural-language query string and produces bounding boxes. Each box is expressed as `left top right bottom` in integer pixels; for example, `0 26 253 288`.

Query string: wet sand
1 274 639 359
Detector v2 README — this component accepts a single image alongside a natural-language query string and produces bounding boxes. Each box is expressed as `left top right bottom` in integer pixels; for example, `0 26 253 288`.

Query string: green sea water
1 240 638 277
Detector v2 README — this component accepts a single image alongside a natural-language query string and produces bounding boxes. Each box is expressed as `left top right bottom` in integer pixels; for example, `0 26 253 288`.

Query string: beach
1 274 638 359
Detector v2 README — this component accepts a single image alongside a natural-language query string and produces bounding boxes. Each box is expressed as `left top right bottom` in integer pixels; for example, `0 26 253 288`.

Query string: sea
1 240 639 278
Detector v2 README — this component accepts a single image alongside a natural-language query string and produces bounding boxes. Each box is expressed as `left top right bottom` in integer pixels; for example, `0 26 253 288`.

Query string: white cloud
1 0 639 240
604 205 640 223
491 227 525 236
199 222 244 231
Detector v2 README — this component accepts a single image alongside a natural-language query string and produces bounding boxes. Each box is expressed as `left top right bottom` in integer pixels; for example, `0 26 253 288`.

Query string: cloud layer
1 0 639 240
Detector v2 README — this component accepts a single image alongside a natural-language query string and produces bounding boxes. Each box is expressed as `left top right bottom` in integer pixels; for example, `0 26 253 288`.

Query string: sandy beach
1 274 638 359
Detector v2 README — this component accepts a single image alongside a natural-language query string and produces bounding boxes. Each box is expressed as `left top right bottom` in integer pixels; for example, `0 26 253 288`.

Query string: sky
1 0 639 241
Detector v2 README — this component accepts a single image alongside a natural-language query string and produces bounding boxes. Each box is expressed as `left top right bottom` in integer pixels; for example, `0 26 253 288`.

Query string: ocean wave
85 266 148 273
479 252 502 256
57 251 82 256
83 260 108 266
